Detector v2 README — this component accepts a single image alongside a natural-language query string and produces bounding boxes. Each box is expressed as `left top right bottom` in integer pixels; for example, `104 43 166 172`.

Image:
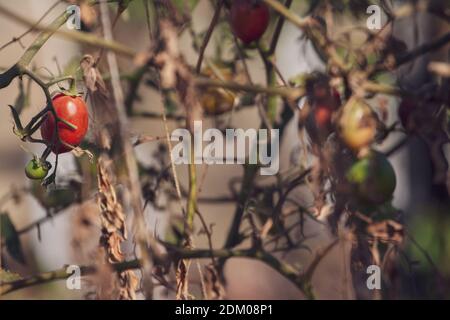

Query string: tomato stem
45 75 74 88
57 117 78 130
8 104 24 132
41 146 52 161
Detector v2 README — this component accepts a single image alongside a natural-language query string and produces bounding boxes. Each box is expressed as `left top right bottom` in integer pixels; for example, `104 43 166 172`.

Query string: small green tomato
25 158 50 180
346 151 396 205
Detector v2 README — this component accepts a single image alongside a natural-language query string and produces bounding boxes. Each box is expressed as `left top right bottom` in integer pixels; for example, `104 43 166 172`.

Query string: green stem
18 11 71 68
45 76 75 88
186 151 197 233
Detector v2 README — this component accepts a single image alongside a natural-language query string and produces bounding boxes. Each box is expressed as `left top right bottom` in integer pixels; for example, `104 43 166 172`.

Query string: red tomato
230 0 270 44
40 93 89 154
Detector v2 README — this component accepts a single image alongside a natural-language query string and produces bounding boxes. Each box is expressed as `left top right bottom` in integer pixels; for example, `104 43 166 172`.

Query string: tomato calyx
55 76 82 98
56 90 83 99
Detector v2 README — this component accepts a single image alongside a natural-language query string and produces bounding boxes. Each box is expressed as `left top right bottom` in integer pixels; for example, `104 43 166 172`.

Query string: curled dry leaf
118 270 139 300
203 264 225 300
71 146 94 162
97 156 126 239
80 55 108 97
366 219 404 244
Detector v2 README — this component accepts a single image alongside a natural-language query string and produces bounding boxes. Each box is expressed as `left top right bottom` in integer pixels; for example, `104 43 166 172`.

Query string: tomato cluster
300 73 397 206
23 93 89 181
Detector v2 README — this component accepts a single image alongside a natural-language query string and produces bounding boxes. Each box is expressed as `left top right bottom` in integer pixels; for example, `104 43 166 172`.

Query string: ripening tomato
304 86 341 145
230 0 270 44
338 97 377 151
25 158 50 180
40 93 89 154
303 102 334 146
314 105 333 129
346 151 396 204
200 65 236 115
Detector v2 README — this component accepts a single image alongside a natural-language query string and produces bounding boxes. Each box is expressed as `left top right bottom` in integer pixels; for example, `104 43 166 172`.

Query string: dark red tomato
40 93 89 154
230 0 270 44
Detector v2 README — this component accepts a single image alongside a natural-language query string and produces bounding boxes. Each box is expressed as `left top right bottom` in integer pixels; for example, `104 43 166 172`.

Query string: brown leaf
203 264 225 300
80 55 108 97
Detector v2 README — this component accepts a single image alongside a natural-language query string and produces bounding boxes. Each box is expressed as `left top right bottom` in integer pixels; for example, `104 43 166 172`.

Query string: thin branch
268 0 293 55
0 3 136 60
0 0 60 52
195 0 224 73
195 78 304 100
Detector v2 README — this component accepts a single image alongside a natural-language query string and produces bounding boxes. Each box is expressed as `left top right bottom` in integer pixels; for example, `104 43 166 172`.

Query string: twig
268 0 293 55
195 78 304 100
195 0 224 73
0 259 140 296
0 3 136 59
0 0 60 52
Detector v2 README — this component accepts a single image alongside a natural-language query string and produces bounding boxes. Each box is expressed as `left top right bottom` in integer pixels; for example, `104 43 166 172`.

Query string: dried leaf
96 156 136 299
72 146 94 162
203 264 225 300
80 55 108 97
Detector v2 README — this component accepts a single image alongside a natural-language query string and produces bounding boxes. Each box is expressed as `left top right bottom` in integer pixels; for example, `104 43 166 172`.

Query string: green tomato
25 158 50 180
346 151 396 205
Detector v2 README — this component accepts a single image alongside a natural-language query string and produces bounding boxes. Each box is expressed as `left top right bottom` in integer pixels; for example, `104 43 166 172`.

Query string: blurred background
0 0 449 299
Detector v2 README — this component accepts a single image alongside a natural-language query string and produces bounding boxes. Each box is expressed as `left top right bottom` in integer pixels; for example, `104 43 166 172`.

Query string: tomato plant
40 93 89 154
0 0 448 302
